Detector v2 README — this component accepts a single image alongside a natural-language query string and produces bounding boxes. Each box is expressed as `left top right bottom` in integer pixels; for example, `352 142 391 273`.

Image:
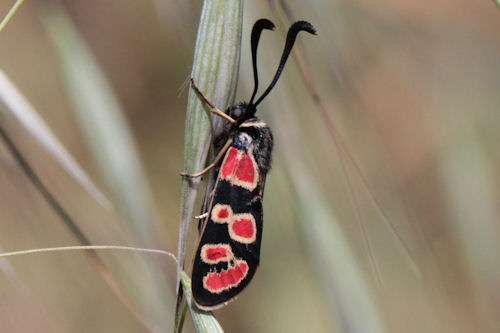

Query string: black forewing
191 178 263 310
191 121 272 310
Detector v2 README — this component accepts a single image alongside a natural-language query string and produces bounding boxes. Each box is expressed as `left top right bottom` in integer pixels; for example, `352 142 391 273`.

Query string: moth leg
190 78 236 124
194 212 208 220
180 138 233 177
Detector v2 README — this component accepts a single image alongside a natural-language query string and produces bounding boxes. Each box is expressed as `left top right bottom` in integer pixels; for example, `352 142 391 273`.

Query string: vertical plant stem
176 0 242 330
177 0 243 290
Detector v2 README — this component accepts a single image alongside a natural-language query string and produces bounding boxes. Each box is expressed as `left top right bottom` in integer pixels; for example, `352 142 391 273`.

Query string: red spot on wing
236 154 256 184
221 148 239 179
232 217 255 239
217 208 229 219
205 247 228 261
220 147 258 190
212 204 233 224
201 244 233 264
204 261 249 293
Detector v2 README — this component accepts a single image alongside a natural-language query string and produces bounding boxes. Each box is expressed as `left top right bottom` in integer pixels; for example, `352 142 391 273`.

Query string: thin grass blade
39 4 175 329
271 95 384 333
439 128 500 331
41 6 157 239
0 0 25 32
0 70 111 210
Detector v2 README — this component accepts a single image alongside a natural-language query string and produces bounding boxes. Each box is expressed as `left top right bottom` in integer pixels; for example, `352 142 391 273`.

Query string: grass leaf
0 70 112 209
181 271 224 333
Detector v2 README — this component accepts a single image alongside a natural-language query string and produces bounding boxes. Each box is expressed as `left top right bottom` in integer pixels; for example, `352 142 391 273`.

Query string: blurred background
0 0 499 332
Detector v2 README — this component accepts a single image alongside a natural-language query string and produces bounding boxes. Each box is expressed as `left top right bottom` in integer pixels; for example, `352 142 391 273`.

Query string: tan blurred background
0 0 499 332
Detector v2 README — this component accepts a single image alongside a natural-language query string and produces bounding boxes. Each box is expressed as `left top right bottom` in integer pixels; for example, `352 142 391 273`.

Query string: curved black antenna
254 21 317 107
248 19 275 106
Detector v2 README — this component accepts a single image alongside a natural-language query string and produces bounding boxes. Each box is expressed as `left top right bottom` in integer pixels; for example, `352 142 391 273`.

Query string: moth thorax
234 132 253 150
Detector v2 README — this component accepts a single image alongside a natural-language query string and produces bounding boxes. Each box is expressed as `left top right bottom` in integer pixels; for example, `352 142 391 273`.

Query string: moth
182 19 317 310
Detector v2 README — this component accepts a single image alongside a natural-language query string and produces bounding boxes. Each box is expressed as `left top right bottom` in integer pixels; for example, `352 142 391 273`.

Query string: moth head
227 103 256 124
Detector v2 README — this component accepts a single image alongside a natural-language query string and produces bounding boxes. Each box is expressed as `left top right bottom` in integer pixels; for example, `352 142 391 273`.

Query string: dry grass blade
0 123 162 333
298 53 421 278
0 245 177 262
41 5 159 241
439 129 500 331
271 96 384 333
273 6 421 278
39 4 175 330
0 70 112 210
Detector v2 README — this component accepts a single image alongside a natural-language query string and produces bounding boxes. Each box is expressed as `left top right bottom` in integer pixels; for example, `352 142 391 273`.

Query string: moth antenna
254 21 317 107
249 19 276 107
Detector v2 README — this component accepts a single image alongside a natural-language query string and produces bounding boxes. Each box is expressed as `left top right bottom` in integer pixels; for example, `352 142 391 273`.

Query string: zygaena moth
183 19 317 310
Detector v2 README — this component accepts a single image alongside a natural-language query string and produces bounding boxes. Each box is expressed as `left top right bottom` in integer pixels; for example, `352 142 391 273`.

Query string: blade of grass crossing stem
178 0 242 288
181 271 224 333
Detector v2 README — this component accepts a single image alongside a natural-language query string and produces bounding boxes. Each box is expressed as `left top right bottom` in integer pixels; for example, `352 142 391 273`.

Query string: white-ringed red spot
210 205 257 244
200 244 234 264
228 213 257 244
211 204 233 224
203 260 249 294
218 208 229 219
